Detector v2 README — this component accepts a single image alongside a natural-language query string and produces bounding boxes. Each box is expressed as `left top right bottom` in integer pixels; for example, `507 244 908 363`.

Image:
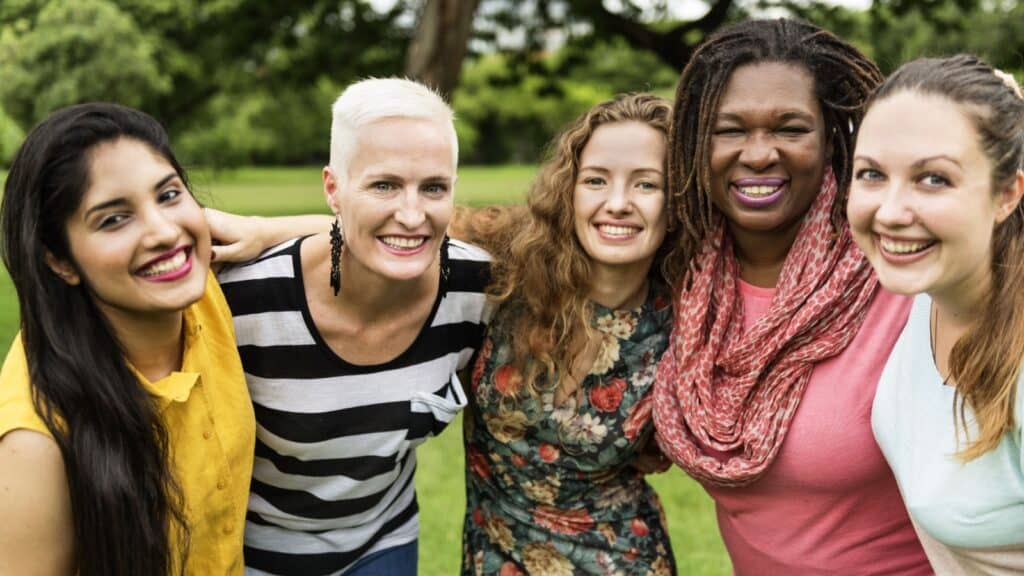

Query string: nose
141 206 181 249
603 180 633 215
738 133 780 171
394 186 426 229
874 184 915 227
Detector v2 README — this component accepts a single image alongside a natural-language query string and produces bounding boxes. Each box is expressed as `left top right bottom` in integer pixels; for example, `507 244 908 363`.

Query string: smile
731 178 787 207
876 234 936 263
137 246 192 281
596 224 641 238
379 235 428 252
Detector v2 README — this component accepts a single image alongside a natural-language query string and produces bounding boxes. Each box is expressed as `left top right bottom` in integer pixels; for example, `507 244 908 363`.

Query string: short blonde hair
329 77 458 185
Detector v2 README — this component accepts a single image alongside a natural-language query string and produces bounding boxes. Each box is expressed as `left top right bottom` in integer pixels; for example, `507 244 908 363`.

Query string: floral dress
462 286 676 576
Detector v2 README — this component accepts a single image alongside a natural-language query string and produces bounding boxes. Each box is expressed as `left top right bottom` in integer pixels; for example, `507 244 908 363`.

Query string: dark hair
1 103 190 575
668 18 883 268
866 55 1024 460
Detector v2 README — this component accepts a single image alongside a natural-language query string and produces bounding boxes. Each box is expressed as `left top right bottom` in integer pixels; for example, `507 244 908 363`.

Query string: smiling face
848 91 1021 303
573 121 667 278
55 138 210 320
710 62 830 243
325 116 455 283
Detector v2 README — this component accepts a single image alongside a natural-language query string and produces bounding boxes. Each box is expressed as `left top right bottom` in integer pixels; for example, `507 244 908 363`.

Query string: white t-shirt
873 293 1024 572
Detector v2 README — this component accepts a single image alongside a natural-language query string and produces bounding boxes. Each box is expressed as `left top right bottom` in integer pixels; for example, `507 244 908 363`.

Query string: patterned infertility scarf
653 169 878 487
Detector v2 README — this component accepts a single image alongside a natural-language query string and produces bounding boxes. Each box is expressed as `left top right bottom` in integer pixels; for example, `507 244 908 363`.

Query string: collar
131 306 205 411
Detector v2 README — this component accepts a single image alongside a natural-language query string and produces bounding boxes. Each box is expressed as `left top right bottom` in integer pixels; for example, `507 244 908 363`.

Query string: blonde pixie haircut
328 77 458 186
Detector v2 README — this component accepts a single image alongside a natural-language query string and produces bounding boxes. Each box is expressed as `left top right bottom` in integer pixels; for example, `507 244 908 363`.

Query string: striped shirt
217 237 491 576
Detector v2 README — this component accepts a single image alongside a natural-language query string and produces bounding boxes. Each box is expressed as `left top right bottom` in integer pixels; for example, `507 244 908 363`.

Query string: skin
710 62 830 287
849 91 1024 375
560 121 668 410
50 137 211 379
0 137 212 575
573 121 668 311
304 116 456 365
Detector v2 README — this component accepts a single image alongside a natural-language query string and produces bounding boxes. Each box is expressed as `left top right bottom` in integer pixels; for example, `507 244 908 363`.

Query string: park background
0 0 1022 573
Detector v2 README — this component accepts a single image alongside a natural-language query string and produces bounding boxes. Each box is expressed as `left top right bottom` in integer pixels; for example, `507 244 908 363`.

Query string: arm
0 430 75 576
205 208 333 264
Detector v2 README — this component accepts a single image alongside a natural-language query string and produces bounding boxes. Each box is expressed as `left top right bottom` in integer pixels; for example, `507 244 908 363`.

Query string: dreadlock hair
667 18 883 274
486 93 675 399
865 55 1024 460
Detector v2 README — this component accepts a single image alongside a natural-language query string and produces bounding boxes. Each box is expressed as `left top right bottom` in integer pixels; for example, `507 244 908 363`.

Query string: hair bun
993 68 1023 99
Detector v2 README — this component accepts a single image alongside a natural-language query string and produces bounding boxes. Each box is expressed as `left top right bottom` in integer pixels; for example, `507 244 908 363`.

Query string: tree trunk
404 0 480 100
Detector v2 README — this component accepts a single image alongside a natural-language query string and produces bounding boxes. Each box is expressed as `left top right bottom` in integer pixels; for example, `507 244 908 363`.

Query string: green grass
0 166 730 575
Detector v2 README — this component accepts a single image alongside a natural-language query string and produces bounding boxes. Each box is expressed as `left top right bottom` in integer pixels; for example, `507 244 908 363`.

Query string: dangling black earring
329 216 343 296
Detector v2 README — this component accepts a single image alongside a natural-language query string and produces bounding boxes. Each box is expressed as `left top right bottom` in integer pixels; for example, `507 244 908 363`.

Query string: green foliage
0 0 172 124
0 106 24 166
452 38 678 164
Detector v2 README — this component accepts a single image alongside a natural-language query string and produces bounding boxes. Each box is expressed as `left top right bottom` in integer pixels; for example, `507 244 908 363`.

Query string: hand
205 208 266 264
630 436 672 475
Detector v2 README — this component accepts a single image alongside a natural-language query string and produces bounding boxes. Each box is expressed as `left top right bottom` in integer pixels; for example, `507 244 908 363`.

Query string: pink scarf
653 170 877 487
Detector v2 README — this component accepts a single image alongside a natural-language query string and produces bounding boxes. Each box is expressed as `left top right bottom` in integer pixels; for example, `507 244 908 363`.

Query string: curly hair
867 55 1024 460
482 93 675 396
667 18 883 271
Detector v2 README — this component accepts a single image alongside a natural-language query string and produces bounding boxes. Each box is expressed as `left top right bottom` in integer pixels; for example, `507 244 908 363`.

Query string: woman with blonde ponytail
848 54 1024 572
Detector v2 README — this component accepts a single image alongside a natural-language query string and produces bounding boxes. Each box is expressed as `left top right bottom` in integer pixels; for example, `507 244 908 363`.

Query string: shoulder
446 238 492 287
0 429 75 574
447 238 492 263
0 335 50 438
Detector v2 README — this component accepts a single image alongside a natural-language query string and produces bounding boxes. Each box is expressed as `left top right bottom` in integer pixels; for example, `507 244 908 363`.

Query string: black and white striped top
217 236 491 576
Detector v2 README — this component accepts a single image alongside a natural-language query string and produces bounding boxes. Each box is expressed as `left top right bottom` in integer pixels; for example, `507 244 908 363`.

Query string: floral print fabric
462 287 676 575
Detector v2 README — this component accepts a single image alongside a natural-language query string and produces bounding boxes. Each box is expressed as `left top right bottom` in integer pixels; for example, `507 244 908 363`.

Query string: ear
994 169 1024 224
43 251 80 286
323 166 342 216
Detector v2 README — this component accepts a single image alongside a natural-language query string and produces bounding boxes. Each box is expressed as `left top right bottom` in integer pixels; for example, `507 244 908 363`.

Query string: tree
405 0 482 98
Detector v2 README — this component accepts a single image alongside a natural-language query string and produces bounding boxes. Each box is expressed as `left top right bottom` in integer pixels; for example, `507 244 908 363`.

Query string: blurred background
1 1 1021 573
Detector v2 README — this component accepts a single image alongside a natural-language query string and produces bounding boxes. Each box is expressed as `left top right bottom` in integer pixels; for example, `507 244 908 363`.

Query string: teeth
380 236 426 249
880 237 934 255
598 225 639 237
737 185 779 198
139 250 187 277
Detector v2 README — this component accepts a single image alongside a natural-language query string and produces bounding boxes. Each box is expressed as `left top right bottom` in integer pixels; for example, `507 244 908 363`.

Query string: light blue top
872 293 1024 549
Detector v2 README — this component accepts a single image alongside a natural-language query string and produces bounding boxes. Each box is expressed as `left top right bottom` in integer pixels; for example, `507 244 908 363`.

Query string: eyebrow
853 155 963 170
82 172 178 220
716 110 816 123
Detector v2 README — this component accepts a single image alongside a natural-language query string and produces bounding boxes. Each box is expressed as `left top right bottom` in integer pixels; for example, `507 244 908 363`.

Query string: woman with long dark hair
0 102 255 575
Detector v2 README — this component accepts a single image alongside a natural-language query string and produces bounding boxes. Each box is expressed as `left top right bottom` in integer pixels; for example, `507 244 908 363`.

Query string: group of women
0 15 1020 576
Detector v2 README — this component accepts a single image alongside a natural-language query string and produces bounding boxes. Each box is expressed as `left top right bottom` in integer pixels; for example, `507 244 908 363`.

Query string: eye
713 127 743 136
422 183 449 196
582 176 606 186
778 125 811 135
158 188 183 203
98 214 129 229
636 181 661 191
920 172 951 188
854 168 885 182
371 181 395 192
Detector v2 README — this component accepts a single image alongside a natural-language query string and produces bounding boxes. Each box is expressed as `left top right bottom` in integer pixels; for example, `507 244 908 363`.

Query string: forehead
349 117 454 179
580 121 665 168
84 138 175 198
857 91 983 163
717 61 820 120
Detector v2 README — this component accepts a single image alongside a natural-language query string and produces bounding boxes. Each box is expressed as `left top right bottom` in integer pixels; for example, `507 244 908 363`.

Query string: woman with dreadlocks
651 19 932 573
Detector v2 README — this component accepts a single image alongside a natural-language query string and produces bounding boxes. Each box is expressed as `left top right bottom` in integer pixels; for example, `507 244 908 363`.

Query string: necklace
929 302 951 386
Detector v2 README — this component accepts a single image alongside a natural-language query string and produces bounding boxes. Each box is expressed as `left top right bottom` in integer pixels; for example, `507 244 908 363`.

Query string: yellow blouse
0 272 255 575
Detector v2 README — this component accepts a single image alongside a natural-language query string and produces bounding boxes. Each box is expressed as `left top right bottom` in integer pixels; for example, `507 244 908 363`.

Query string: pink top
704 281 931 575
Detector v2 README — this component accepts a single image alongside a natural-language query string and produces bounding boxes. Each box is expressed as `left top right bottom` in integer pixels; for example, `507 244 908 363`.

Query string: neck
331 246 439 322
588 261 651 310
931 268 992 336
730 223 801 288
99 306 185 382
